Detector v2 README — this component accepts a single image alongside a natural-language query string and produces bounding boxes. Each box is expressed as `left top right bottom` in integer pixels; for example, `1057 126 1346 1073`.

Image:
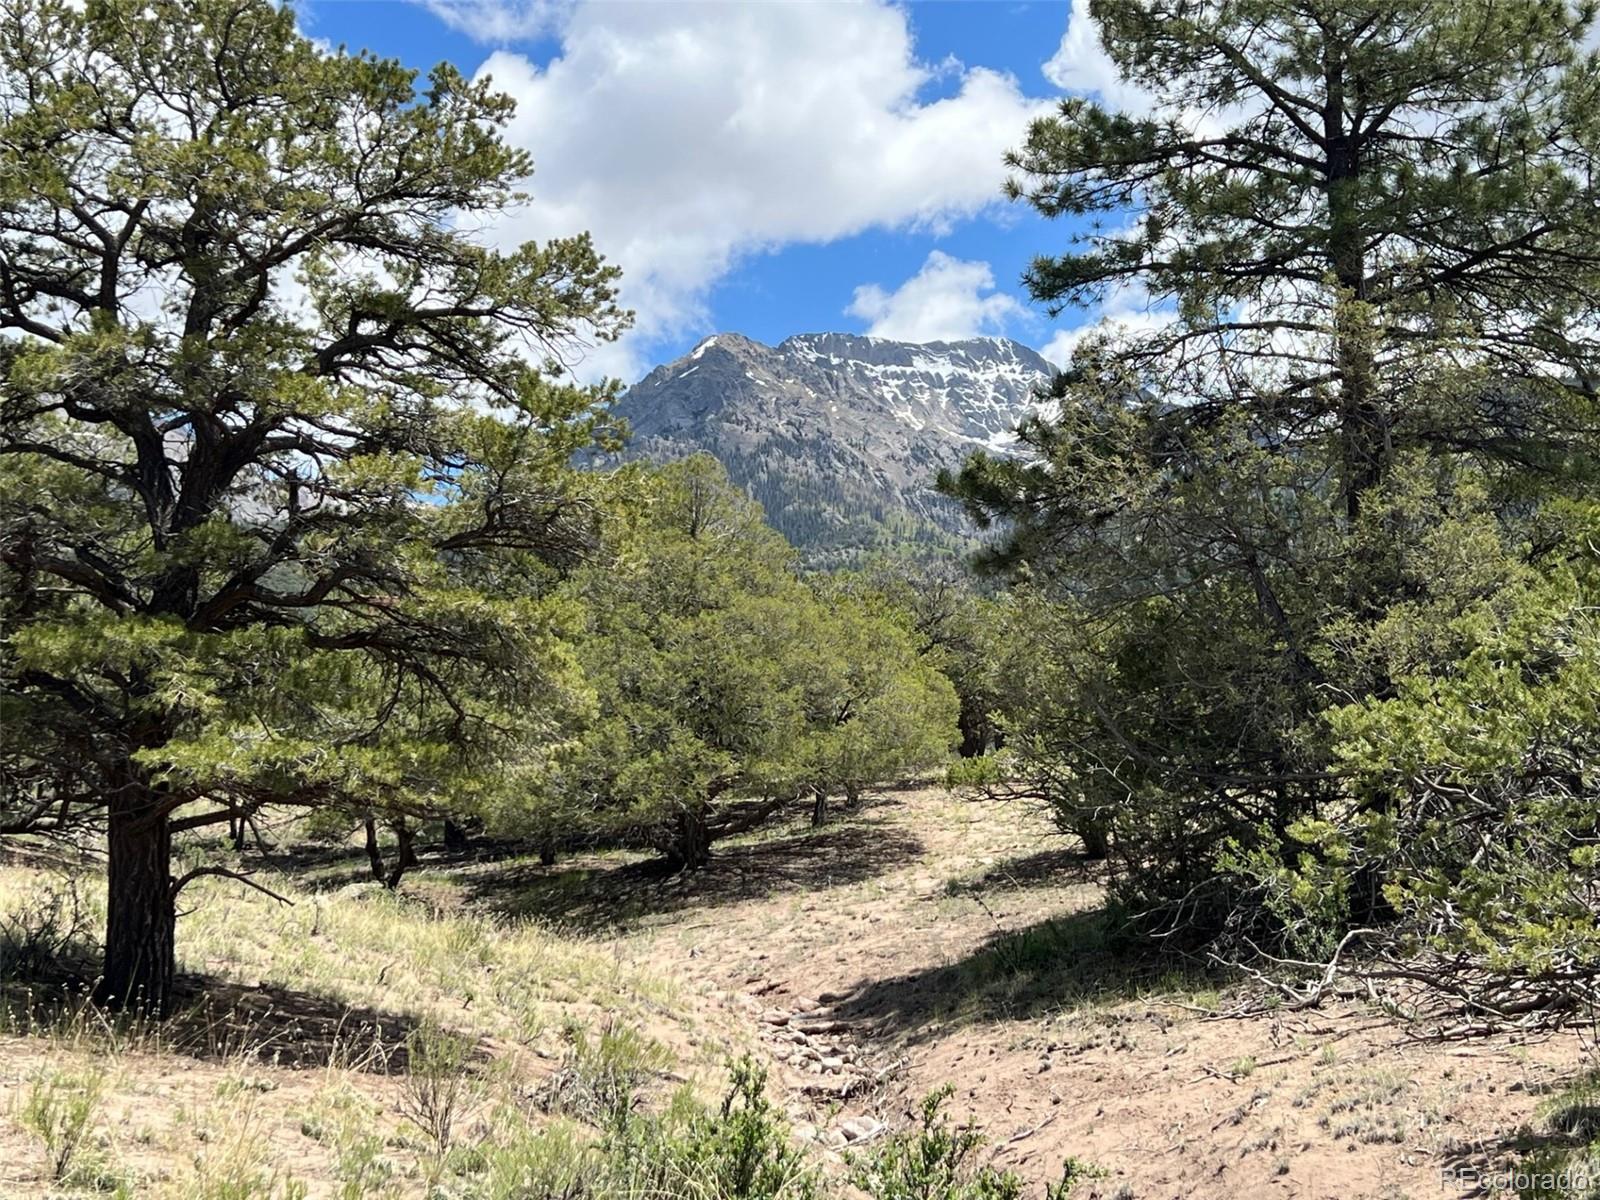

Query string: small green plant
537 1018 673 1127
186 1101 310 1200
1045 1157 1108 1199
22 1065 106 1182
609 1056 819 1200
1514 1070 1600 1199
302 1084 398 1200
0 880 97 1013
450 1112 599 1200
849 1086 1023 1200
399 1022 479 1158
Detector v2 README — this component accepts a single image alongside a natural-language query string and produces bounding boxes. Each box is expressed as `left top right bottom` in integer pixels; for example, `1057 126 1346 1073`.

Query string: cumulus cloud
420 0 573 43
1043 0 1155 115
1038 280 1174 369
848 252 1028 343
467 0 1049 380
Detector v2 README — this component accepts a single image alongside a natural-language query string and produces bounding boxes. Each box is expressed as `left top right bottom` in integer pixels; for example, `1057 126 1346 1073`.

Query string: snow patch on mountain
604 332 1055 561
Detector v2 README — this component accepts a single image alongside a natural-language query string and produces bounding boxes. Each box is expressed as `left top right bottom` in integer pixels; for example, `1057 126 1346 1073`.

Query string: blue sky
298 0 1130 382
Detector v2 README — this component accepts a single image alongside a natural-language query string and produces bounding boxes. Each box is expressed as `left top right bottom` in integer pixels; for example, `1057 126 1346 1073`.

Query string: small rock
838 1116 886 1144
792 1018 850 1035
760 1010 790 1026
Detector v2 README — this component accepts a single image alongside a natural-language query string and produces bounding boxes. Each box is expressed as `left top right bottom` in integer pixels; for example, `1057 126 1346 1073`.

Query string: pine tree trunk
364 818 385 883
95 796 175 1015
1074 817 1110 861
1325 81 1387 522
957 706 989 758
668 808 711 871
442 817 467 853
385 820 417 890
365 818 419 889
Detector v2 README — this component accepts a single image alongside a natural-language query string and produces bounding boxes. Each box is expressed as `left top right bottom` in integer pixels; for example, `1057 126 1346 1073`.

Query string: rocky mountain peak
605 331 1057 563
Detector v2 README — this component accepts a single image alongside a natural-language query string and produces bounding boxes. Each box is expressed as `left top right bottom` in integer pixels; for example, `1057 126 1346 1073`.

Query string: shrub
849 1086 1022 1200
22 1064 106 1183
399 1022 480 1157
536 1019 673 1127
0 878 95 982
446 1056 816 1200
606 1056 819 1200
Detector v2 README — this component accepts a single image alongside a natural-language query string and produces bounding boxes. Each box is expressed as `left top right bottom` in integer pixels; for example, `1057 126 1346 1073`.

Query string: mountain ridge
605 331 1057 563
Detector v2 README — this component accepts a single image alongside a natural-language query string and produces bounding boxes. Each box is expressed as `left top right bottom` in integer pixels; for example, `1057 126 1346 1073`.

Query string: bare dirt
573 788 1589 1200
2 789 1587 1198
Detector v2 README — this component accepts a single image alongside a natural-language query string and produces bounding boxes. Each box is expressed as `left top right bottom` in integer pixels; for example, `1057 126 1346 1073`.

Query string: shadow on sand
3 960 437 1075
1436 1074 1600 1193
827 905 1219 1045
942 844 1106 897
457 813 924 935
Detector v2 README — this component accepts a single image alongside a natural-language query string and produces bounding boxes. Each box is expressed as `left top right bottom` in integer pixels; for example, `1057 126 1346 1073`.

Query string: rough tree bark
1324 45 1388 522
94 792 176 1014
386 821 418 889
1073 818 1111 861
364 818 385 884
365 818 419 890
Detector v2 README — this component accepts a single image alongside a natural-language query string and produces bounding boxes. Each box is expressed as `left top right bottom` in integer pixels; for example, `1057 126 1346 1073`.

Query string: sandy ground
566 789 1590 1200
1 788 1588 1198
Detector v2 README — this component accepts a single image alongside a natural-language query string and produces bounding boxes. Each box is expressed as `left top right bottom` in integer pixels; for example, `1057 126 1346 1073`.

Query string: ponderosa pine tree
555 457 958 868
943 0 1600 946
990 0 1600 519
0 0 629 1012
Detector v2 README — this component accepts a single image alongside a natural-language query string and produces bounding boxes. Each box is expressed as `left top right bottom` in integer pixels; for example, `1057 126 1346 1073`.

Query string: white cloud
469 0 1049 380
421 0 573 43
1043 0 1154 115
848 251 1027 343
1038 280 1173 369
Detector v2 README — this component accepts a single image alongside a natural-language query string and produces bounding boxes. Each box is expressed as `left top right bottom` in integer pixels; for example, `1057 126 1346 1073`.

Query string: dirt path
601 789 1587 1200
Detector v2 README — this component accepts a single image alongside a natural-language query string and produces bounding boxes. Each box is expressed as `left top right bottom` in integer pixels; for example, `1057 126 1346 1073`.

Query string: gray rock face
606 332 1055 562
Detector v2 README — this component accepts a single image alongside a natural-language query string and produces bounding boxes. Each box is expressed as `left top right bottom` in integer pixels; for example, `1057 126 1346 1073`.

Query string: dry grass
0 851 740 1198
3 795 1598 1200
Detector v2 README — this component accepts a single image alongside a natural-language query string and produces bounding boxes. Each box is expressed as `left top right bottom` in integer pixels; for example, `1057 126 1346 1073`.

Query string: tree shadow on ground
828 906 1221 1046
2 959 438 1075
1437 1073 1600 1194
266 832 534 886
942 845 1106 897
456 816 924 935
